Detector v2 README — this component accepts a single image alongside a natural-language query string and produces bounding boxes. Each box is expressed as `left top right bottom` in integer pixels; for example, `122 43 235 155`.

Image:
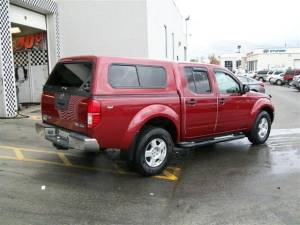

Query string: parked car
291 75 300 90
283 69 300 85
267 70 286 82
36 56 274 176
253 70 270 82
269 73 285 85
247 71 256 78
237 75 265 93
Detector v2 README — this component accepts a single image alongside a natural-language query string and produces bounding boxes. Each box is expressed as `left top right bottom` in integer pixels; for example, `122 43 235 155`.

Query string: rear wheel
276 79 282 85
247 111 271 145
134 126 173 176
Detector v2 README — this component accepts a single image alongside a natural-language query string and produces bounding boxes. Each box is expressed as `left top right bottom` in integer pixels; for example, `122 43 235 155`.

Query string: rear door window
46 62 93 92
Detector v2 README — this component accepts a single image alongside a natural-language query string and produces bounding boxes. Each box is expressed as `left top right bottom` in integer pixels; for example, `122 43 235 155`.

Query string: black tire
247 111 271 145
134 126 173 176
276 79 282 85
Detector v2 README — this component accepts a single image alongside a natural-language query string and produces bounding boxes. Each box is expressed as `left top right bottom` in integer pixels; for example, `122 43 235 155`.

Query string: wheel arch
120 104 180 150
249 99 274 129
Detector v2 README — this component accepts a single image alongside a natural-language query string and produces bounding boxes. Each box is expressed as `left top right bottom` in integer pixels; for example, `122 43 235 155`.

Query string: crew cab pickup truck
36 56 274 176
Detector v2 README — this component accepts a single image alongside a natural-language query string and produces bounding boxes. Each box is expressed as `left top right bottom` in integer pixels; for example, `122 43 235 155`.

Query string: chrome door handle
219 98 225 105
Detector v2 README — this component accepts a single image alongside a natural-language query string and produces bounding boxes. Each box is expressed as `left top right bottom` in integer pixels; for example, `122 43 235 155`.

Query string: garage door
10 4 46 30
294 59 300 69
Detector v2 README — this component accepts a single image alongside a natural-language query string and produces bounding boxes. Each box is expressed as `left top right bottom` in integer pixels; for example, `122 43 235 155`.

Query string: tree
208 54 220 65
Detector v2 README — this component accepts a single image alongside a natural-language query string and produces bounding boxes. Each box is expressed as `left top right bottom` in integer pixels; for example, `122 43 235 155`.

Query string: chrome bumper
35 122 100 151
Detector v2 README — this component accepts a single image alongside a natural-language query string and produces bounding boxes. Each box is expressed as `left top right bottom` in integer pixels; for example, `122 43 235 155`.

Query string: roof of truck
59 55 227 71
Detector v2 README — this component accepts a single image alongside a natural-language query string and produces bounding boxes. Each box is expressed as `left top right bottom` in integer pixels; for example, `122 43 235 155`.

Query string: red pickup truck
36 56 274 176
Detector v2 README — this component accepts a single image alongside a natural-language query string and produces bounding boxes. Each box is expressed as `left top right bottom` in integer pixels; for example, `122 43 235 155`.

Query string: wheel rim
144 138 167 168
258 117 269 139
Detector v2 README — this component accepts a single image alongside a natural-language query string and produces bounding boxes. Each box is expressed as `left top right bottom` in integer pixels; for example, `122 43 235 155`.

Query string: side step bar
177 134 245 148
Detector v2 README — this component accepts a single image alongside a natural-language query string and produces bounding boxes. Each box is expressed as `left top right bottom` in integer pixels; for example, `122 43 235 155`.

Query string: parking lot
0 84 299 225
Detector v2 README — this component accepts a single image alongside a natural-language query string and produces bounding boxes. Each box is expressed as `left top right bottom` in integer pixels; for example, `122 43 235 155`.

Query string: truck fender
248 98 274 130
120 104 180 150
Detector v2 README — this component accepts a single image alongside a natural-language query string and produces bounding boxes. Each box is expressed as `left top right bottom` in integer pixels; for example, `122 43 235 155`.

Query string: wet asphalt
0 84 299 225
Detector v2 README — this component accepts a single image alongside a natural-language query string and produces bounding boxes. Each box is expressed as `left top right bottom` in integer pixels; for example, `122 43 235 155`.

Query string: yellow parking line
57 152 73 166
14 148 25 160
0 156 17 160
0 145 81 158
154 168 180 181
29 115 42 121
0 145 180 181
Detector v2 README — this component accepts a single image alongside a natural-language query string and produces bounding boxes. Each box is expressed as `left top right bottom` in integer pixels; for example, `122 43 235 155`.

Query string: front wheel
134 127 173 176
247 111 271 145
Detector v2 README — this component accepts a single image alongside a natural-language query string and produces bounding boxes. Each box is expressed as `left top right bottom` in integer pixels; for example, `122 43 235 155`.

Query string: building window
172 33 175 60
164 25 168 59
247 60 257 72
236 60 241 68
224 61 233 71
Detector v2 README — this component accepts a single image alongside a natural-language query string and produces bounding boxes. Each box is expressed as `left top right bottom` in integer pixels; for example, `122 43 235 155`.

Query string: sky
174 0 300 59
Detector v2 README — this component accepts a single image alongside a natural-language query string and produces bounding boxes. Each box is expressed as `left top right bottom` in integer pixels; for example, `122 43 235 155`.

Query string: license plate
58 130 69 139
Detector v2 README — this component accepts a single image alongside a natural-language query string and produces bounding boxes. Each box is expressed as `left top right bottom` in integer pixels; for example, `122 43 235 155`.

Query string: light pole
184 16 190 61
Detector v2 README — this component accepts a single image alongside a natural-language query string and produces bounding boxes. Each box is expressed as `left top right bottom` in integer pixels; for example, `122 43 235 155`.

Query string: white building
57 0 185 61
219 53 245 72
246 48 300 71
0 0 185 117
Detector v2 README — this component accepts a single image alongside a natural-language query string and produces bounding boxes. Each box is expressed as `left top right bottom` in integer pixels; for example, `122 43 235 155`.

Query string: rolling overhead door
294 59 300 69
10 4 46 30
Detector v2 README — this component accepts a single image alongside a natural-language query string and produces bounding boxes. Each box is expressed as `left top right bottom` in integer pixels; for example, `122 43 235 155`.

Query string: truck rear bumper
35 122 100 151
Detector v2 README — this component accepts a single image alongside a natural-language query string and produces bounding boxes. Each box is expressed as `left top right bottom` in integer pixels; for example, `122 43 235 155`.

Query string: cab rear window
46 62 93 89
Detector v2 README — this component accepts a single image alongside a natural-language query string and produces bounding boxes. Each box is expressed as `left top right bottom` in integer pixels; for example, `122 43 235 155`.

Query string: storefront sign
13 32 46 51
263 49 286 54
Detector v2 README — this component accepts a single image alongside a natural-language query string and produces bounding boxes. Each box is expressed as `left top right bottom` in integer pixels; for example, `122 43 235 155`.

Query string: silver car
237 75 265 93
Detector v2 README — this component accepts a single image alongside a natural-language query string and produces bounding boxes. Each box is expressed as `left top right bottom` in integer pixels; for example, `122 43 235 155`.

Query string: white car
269 73 284 85
267 70 286 82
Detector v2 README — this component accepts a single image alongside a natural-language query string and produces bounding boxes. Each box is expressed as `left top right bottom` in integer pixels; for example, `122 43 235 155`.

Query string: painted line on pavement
0 145 180 181
57 152 73 166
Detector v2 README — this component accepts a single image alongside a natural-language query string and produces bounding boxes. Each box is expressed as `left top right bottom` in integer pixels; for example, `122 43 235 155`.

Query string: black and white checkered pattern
13 51 28 67
0 0 17 117
14 50 48 67
0 0 59 117
30 50 48 66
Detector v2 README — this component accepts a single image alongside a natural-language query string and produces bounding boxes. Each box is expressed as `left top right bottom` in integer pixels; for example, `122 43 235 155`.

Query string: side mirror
242 84 250 93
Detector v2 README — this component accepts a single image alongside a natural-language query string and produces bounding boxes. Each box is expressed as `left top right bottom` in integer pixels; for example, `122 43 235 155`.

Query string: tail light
87 99 101 128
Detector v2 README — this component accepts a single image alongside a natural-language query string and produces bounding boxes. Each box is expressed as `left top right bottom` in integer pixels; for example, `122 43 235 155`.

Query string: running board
177 134 245 148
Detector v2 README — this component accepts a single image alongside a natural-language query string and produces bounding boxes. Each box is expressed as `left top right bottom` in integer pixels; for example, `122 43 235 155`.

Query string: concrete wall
146 0 185 61
57 0 148 58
